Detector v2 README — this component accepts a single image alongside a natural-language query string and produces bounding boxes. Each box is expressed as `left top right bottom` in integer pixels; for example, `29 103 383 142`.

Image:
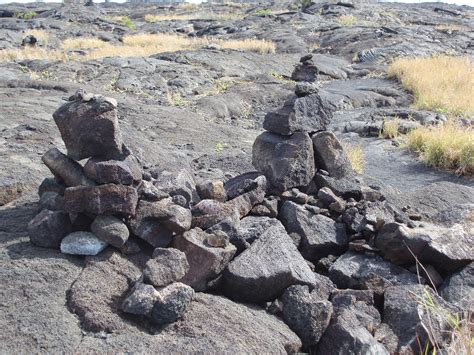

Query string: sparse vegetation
24 29 49 45
62 37 109 50
112 15 136 30
435 24 470 33
16 11 37 20
407 120 474 175
145 12 242 22
388 55 474 117
300 0 312 10
255 9 272 16
381 118 401 139
167 91 188 106
343 143 365 174
338 14 358 26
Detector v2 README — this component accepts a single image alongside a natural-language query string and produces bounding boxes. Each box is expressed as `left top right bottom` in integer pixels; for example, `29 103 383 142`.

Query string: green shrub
17 11 37 20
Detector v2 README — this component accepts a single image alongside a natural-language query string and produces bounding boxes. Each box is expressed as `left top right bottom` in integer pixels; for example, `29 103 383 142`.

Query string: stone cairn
27 57 471 351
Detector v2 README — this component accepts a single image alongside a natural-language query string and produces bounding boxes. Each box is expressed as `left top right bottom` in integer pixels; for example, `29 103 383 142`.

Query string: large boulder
42 148 95 187
281 285 333 347
172 228 236 291
329 251 420 294
223 224 316 303
28 209 72 248
63 184 138 216
252 132 315 192
312 131 353 179
52 91 123 160
263 94 333 135
440 263 473 311
280 201 348 261
376 222 473 272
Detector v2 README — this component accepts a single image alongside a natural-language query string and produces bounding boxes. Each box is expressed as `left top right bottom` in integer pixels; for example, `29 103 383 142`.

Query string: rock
312 273 336 300
60 232 107 256
382 285 460 353
28 209 72 248
42 148 95 187
281 285 333 347
440 263 473 311
292 54 350 81
226 175 266 218
251 197 278 218
129 220 173 248
232 216 284 253
138 180 169 202
151 282 195 325
314 172 365 200
172 228 236 291
84 155 142 186
408 264 443 288
252 132 315 192
191 199 240 230
0 176 24 205
143 248 189 288
263 94 332 135
38 177 65 197
52 91 123 160
122 282 159 317
120 238 141 255
196 180 226 202
38 191 63 211
91 215 129 248
224 172 262 200
317 309 389 355
63 184 138 216
376 222 473 272
294 82 319 97
312 131 353 179
329 251 420 295
223 224 316 303
280 201 348 262
152 167 197 204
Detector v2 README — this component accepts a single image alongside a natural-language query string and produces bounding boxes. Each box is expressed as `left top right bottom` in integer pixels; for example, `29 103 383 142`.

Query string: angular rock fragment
84 154 141 185
122 282 159 317
440 262 473 311
153 167 197 204
38 191 63 211
63 184 138 216
60 231 107 255
312 131 353 179
329 251 420 294
263 94 333 135
191 199 240 230
280 201 348 261
231 216 284 253
252 132 315 192
172 228 237 291
91 215 129 248
292 54 350 81
151 282 195 325
42 148 95 187
196 180 226 202
227 175 266 217
224 172 262 200
281 285 333 347
223 224 316 303
52 91 123 160
129 220 173 248
38 177 65 197
314 172 365 200
28 209 72 248
143 248 189 288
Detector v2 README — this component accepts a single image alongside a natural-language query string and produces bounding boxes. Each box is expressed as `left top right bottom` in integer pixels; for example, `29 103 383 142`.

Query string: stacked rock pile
27 56 472 352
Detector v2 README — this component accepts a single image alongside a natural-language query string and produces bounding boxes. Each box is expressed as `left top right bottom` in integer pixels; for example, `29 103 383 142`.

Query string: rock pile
27 56 473 352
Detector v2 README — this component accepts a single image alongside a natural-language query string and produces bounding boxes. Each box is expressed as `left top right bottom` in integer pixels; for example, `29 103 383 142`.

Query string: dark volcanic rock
63 184 138 216
440 263 473 311
252 132 315 192
91 215 129 248
280 201 348 261
172 228 236 291
312 131 353 178
232 216 284 253
42 148 95 187
281 285 333 347
329 251 420 294
223 224 316 303
143 248 189 288
52 91 123 160
150 282 195 325
292 54 350 81
122 282 158 317
28 209 72 248
84 155 142 186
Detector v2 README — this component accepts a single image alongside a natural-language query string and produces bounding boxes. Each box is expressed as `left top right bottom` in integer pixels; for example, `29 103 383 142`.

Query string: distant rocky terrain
0 1 473 354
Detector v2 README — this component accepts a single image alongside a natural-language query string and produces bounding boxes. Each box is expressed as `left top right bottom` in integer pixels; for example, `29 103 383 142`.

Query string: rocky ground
0 0 473 353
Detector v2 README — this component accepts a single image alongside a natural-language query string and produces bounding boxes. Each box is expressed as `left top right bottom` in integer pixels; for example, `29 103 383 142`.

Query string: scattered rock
91 215 129 248
122 282 159 317
42 148 95 187
60 231 107 256
312 131 353 179
150 282 195 325
143 248 189 288
196 180 226 202
28 209 72 248
440 262 473 311
84 155 142 185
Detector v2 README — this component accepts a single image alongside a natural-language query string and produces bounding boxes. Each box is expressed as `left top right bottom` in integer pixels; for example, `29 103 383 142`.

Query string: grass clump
113 16 136 30
381 118 401 139
407 121 474 175
338 14 358 26
388 55 474 117
16 11 37 20
24 29 49 45
62 37 109 50
343 143 365 174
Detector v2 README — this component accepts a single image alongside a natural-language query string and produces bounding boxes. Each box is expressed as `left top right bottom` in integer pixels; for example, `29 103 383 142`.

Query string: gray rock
329 251 420 295
280 201 348 261
38 177 65 197
138 180 169 202
91 215 129 248
172 228 236 291
251 197 278 218
38 191 63 211
151 282 195 325
152 167 197 205
227 175 266 218
232 216 284 253
84 155 142 186
196 180 226 202
317 309 389 355
312 131 353 179
223 224 316 303
252 132 315 192
281 285 333 347
60 232 107 256
42 148 95 187
263 94 332 135
122 282 159 317
292 54 350 81
191 199 240 230
224 172 262 200
376 222 473 272
52 91 123 160
143 248 189 288
440 263 473 312
28 209 72 248
63 184 138 216
129 220 173 248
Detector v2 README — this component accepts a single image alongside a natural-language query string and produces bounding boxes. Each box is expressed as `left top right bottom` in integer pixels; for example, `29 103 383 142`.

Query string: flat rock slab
223 224 316 303
60 231 107 256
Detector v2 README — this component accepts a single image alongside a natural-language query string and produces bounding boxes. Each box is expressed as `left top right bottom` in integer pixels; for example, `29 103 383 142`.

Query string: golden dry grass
145 12 243 22
338 14 358 26
24 29 49 44
381 118 401 139
407 120 474 175
435 24 470 33
342 143 365 174
388 55 474 117
0 33 276 62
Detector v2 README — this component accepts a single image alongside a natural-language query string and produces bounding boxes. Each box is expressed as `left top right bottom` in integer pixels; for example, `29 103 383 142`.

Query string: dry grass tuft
435 24 470 33
388 55 474 117
0 46 68 62
219 38 276 54
407 120 474 175
381 118 401 139
145 12 243 22
62 37 109 50
343 143 365 174
338 14 358 26
24 29 49 44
